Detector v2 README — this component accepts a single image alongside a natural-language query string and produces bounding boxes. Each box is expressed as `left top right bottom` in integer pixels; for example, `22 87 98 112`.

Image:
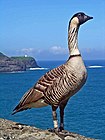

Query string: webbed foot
47 128 59 133
58 130 76 138
59 126 64 132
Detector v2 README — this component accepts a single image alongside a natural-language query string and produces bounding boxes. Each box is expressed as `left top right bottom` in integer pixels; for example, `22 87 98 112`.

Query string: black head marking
70 12 93 26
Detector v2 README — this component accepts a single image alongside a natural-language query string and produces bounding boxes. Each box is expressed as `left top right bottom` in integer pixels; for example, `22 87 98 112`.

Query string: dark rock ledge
0 118 95 140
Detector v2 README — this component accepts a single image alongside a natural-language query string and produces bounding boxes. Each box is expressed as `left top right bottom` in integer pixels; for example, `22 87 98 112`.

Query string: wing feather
12 64 65 114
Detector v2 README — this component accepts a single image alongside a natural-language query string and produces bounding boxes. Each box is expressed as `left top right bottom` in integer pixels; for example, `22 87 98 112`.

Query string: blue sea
0 60 105 139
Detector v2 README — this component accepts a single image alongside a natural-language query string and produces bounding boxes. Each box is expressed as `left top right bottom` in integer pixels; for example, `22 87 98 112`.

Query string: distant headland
0 52 40 72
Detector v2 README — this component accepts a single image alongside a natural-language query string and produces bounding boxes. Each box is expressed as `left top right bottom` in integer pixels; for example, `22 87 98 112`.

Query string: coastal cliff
0 118 95 140
0 52 40 72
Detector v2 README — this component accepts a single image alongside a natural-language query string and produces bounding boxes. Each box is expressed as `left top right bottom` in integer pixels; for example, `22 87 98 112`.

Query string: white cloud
21 48 35 53
50 46 68 55
17 47 42 56
14 46 68 60
15 48 35 57
16 46 68 57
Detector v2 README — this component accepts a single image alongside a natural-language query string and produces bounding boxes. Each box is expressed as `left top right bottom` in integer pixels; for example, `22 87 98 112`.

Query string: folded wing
12 64 66 114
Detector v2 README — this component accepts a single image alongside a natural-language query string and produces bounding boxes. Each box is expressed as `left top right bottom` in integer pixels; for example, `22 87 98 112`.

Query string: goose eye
78 14 81 17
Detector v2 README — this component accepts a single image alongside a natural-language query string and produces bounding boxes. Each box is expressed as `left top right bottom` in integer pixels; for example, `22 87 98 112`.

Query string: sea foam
88 65 105 68
29 67 49 70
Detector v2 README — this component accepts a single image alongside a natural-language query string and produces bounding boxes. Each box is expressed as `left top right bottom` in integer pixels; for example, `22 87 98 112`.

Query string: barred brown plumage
12 12 93 133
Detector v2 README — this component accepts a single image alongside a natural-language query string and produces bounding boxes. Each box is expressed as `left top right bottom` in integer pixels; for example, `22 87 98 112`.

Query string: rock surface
0 52 40 72
0 118 95 140
11 56 40 69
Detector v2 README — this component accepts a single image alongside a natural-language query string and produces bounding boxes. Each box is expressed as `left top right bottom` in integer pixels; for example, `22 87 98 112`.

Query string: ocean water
0 60 105 139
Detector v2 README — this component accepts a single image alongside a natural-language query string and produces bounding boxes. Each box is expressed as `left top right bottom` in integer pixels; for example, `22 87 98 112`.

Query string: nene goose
12 12 93 132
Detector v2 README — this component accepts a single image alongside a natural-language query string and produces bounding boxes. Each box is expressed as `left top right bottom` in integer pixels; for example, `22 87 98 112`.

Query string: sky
0 0 105 60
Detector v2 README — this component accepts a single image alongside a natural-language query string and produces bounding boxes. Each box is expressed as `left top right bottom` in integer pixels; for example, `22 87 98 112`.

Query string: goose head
70 12 93 27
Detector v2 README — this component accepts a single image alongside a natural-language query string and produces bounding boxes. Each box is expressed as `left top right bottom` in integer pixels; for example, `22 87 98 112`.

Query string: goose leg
52 106 59 131
59 105 64 131
59 99 69 131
